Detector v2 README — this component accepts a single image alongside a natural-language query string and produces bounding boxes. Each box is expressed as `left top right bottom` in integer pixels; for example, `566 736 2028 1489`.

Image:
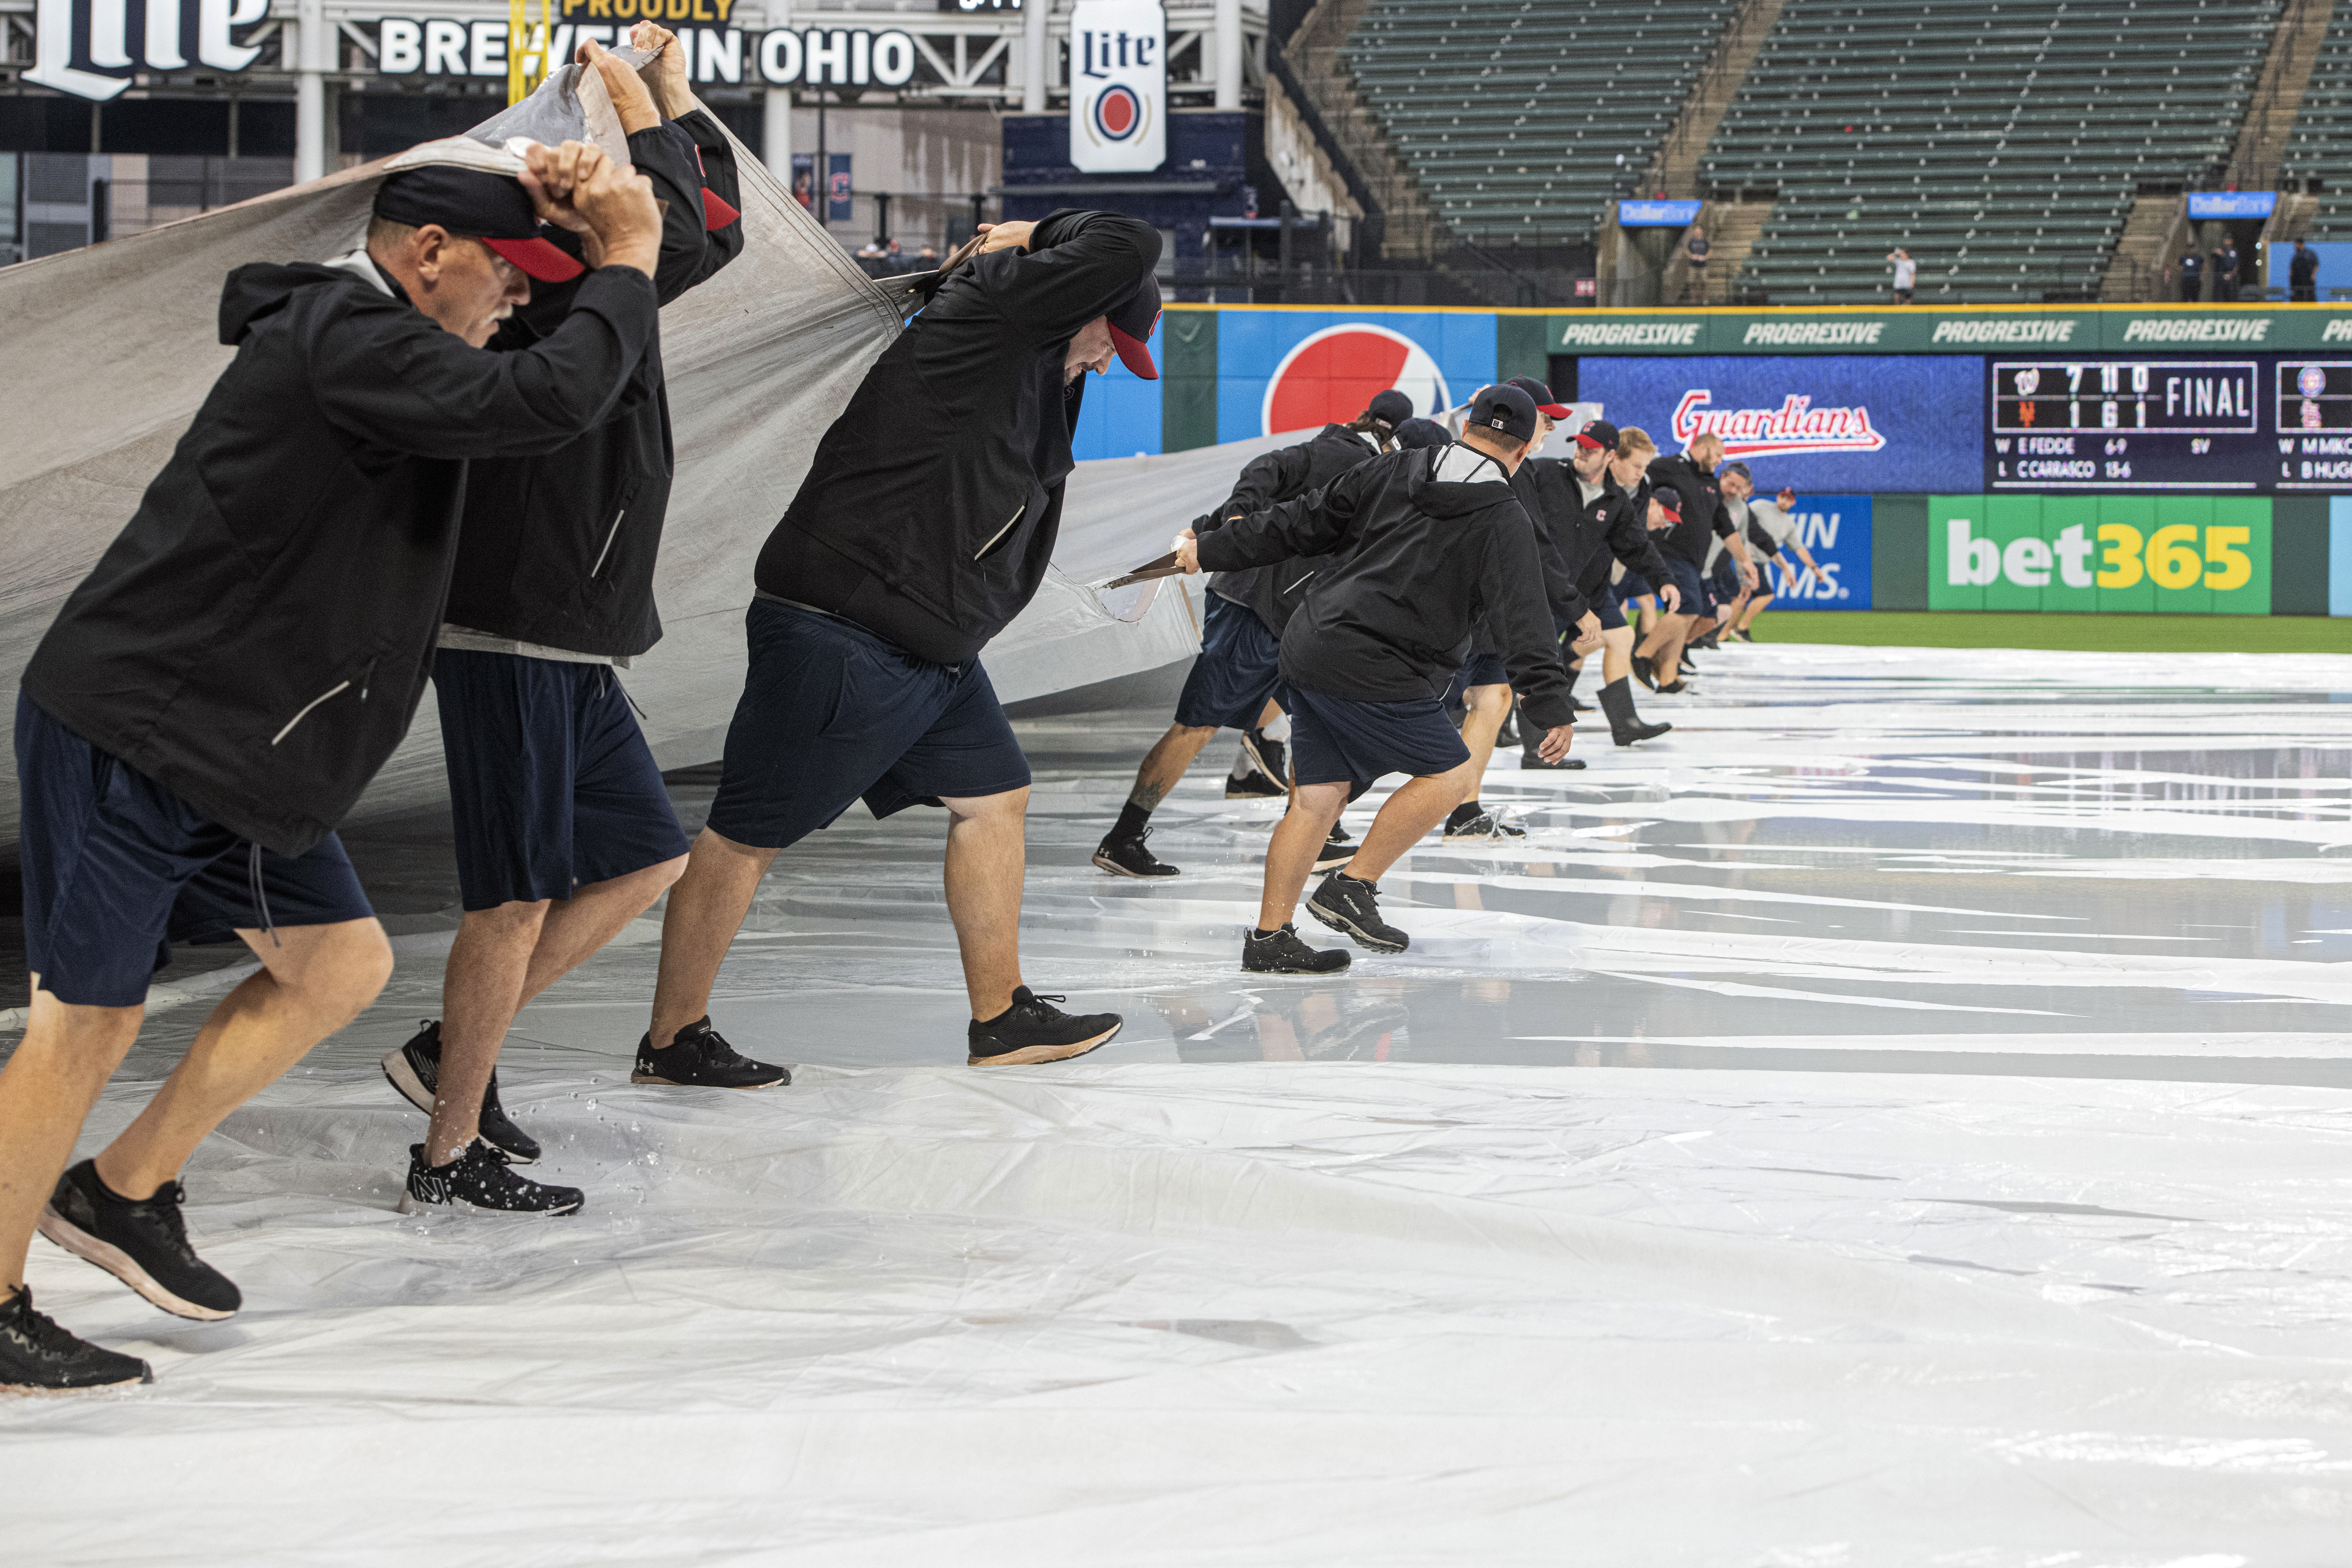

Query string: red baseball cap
1107 274 1162 380
480 235 586 282
1652 494 1683 523
1507 375 1571 419
375 163 584 282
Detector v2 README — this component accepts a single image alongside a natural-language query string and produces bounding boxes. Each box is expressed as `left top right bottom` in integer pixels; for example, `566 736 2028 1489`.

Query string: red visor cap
483 235 586 283
1106 272 1163 379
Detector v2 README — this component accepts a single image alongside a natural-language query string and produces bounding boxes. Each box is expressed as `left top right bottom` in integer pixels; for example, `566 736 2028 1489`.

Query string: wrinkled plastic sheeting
8 1059 2352 1563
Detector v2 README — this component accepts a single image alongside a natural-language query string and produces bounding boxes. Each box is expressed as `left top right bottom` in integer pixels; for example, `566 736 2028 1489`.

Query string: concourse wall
1088 303 2352 618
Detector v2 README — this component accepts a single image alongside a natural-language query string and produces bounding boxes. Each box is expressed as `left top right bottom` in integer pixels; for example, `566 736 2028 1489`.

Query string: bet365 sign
1929 495 2269 614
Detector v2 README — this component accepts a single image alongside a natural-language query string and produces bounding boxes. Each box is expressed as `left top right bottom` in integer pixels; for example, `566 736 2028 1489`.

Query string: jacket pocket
587 480 643 581
266 655 378 748
973 500 1026 562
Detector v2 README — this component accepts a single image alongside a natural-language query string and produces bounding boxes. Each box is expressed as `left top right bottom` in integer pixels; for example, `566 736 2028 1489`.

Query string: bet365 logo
1945 517 2254 592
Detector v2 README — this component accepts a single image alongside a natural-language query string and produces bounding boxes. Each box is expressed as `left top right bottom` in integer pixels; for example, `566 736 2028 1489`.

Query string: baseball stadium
3 0 2351 1560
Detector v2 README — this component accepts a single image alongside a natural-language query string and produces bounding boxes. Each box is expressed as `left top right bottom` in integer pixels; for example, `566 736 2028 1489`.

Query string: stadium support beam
294 0 326 184
763 89 792 173
1214 0 1241 110
1022 0 1049 113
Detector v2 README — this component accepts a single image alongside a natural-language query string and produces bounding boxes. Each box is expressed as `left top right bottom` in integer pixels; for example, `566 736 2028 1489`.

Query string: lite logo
1945 517 2253 591
1067 0 1165 173
1262 325 1449 437
26 0 264 101
1671 389 1886 458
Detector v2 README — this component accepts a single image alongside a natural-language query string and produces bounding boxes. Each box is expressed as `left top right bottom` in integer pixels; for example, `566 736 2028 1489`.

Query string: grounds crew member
1635 431 1755 694
1174 384 1576 975
1092 389 1415 880
378 29 760 1220
644 209 1160 1069
0 130 663 1395
1562 423 1677 745
1707 463 1816 641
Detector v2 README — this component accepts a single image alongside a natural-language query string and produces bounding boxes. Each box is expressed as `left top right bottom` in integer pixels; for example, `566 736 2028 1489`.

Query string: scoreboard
1988 359 2263 490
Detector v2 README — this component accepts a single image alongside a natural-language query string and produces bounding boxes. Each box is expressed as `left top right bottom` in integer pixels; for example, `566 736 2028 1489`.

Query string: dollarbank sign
1068 0 1165 174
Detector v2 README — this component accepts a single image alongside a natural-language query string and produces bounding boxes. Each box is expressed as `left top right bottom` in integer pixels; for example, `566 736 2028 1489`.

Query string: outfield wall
1085 304 2352 618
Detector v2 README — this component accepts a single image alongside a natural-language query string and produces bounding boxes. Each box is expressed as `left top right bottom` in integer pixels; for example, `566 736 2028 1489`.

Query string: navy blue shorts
1659 554 1706 616
1287 685 1471 802
1594 595 1628 633
1174 593 1283 730
1708 553 1744 606
433 650 690 912
1442 650 1510 709
15 693 374 1008
1616 571 1653 601
706 598 1032 849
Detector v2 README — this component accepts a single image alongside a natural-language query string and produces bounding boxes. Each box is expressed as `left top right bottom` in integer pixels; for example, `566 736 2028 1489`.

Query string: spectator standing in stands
2212 238 2238 303
1887 246 1916 305
1682 227 1711 305
2176 245 2202 302
2291 238 2320 303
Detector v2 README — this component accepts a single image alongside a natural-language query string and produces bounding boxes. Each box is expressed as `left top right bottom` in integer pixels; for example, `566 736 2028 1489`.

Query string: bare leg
1258 783 1350 931
1455 684 1513 805
93 918 394 1200
649 828 778 1051
0 989 142 1294
1347 759 1482 882
1737 593 1774 633
1642 613 1693 684
1601 623 1637 684
1124 723 1216 813
941 787 1031 1019
425 854 683 1165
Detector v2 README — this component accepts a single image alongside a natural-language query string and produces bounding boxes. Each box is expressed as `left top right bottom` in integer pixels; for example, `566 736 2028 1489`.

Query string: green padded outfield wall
1924 496 2271 615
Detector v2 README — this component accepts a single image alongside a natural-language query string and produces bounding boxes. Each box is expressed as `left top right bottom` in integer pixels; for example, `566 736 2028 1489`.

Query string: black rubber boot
1599 677 1672 746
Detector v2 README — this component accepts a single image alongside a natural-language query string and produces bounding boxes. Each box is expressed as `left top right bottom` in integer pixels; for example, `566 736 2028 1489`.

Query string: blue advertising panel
1619 199 1704 227
1578 355 1984 493
1761 494 1872 610
1213 311 1498 443
2187 191 2276 221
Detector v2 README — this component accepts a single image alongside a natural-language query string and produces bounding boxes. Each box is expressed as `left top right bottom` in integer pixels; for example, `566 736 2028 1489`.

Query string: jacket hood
1408 445 1515 519
218 262 356 345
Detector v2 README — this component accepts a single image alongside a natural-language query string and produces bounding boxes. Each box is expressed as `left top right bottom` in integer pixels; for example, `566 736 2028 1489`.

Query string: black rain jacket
1648 450 1735 566
1568 470 1675 603
1195 446 1576 731
440 113 743 656
754 209 1160 663
1199 422 1384 635
21 261 659 856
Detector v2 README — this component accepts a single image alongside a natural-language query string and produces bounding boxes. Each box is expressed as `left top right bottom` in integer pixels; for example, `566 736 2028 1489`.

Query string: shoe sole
382 1052 540 1166
968 1020 1123 1067
1224 784 1286 799
1091 849 1180 879
1305 896 1410 955
1312 853 1353 872
396 1192 584 1218
36 1207 236 1323
629 1071 791 1088
1242 954 1353 974
0 1372 152 1397
1239 732 1283 782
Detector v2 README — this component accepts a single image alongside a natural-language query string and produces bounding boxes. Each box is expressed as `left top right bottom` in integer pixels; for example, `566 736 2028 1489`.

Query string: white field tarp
0 132 1248 845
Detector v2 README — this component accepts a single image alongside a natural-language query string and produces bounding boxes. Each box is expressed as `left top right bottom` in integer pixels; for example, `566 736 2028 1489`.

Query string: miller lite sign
1068 0 1165 174
27 0 267 102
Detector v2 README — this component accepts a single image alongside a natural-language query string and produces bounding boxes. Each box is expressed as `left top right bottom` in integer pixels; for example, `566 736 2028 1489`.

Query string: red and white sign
1261 324 1449 437
1671 389 1887 458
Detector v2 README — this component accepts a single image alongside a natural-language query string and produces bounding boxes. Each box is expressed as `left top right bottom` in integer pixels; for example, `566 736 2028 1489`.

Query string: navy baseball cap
1394 417 1449 449
373 164 582 282
1575 418 1620 452
1107 274 1162 379
1367 389 1414 426
1470 383 1539 443
1506 376 1570 419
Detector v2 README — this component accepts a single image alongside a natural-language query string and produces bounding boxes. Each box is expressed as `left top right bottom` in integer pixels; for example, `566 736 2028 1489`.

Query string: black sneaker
38 1161 240 1322
1306 870 1410 954
1520 746 1588 771
1657 678 1691 695
1224 769 1286 799
1240 726 1288 786
634 1018 792 1088
1444 807 1529 842
1631 652 1658 692
967 987 1124 1066
1731 628 1755 644
1314 822 1356 873
0 1288 151 1396
1243 922 1353 974
1093 828 1180 878
1496 711 1521 747
400 1140 584 1216
380 1020 542 1166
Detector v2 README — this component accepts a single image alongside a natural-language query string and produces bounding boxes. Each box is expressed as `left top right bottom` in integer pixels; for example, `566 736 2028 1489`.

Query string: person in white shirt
1888 247 1917 304
1706 465 1824 642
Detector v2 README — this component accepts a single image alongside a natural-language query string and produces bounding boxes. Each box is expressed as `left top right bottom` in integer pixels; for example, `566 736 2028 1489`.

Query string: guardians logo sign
1670 390 1888 459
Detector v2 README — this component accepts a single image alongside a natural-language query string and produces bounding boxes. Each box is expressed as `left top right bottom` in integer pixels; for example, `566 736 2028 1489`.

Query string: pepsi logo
1261 324 1449 437
1092 84 1144 143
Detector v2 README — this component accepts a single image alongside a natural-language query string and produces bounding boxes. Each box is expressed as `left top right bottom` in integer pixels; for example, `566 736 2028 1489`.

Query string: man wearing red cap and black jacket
378 31 762 1217
1174 384 1576 975
645 208 1161 1070
1 131 662 1394
1091 389 1416 881
1638 433 1755 692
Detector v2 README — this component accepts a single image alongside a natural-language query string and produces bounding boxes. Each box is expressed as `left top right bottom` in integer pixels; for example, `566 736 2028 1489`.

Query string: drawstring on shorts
247 842 280 948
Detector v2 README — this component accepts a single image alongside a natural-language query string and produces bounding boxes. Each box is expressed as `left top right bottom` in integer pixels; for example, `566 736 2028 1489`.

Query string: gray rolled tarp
0 128 1257 847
